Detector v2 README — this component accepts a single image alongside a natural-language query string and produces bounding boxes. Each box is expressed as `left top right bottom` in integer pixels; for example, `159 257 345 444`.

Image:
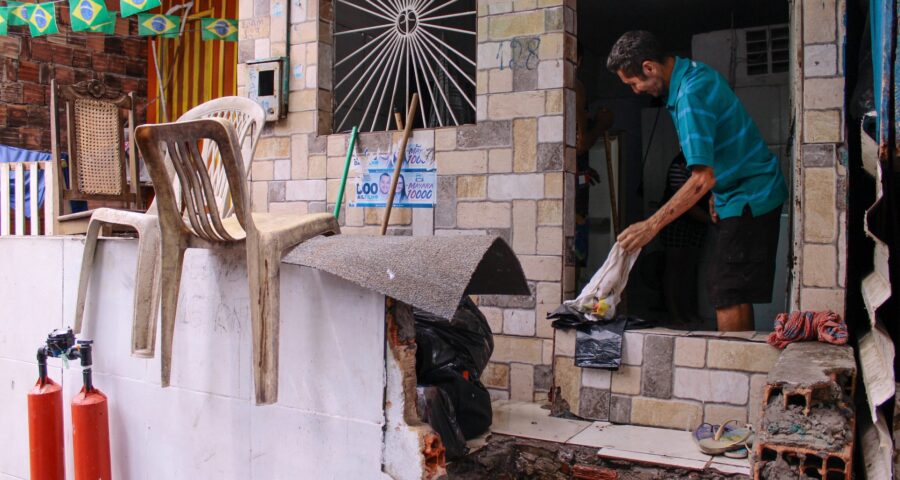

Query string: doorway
574 0 793 331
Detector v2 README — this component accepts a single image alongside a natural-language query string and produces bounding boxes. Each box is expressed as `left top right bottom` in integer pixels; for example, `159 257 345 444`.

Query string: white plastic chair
73 97 265 358
135 117 340 405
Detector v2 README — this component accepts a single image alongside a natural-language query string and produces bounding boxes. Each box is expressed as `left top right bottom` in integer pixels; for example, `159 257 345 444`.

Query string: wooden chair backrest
50 79 140 210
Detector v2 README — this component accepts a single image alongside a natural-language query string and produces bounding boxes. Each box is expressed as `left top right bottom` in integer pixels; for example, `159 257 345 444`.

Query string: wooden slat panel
43 162 54 235
14 163 24 235
0 163 9 236
29 162 38 235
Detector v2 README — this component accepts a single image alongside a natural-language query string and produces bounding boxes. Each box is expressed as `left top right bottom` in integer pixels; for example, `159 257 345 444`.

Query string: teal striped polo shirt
666 57 788 219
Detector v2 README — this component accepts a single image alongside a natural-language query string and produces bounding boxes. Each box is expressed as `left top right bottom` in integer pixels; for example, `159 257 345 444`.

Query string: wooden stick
603 131 620 236
381 94 419 235
394 108 404 130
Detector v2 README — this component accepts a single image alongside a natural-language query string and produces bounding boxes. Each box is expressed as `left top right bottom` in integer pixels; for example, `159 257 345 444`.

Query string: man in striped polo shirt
606 30 788 332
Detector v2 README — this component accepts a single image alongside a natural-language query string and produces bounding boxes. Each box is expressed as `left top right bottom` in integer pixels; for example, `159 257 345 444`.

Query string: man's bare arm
617 166 716 252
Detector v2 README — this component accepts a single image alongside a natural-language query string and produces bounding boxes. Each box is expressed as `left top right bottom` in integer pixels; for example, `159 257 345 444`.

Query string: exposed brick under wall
0 8 148 152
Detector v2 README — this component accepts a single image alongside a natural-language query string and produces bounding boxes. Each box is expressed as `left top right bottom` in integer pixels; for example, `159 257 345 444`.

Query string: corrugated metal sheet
861 1 899 477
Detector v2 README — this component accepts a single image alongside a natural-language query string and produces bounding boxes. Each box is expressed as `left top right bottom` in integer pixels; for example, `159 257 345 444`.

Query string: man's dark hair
606 30 667 78
380 173 391 180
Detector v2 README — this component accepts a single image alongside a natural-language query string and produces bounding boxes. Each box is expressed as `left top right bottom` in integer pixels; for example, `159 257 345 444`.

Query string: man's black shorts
709 205 782 308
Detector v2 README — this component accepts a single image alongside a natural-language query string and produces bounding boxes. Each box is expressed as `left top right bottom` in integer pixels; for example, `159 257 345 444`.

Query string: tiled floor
477 401 751 476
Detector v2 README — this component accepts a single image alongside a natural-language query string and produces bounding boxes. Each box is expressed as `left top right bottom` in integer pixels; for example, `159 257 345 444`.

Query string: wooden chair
135 118 341 405
50 79 142 234
73 97 266 358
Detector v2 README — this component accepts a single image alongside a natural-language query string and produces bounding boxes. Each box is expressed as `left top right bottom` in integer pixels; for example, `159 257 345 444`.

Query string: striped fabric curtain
146 0 238 123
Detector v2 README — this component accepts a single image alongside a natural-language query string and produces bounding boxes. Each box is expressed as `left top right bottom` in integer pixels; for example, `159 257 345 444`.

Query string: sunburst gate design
333 0 477 133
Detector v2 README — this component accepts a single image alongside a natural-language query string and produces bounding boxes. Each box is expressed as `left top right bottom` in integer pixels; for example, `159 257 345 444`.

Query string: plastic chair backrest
136 118 253 243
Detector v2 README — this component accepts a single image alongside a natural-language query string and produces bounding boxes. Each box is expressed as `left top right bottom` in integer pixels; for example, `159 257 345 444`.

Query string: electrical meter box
247 57 289 122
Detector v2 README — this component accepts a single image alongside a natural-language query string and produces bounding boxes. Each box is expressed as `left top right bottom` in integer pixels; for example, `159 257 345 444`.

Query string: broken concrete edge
382 298 447 480
283 234 530 320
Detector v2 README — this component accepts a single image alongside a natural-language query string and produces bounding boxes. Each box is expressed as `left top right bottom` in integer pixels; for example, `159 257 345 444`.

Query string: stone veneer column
237 0 571 402
793 0 848 314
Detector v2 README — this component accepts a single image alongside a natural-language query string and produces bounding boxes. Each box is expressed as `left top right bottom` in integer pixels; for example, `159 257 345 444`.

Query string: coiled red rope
767 310 849 349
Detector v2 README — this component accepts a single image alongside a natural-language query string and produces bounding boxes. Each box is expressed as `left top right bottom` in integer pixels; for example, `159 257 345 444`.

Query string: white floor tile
491 401 591 443
596 448 710 471
568 423 713 463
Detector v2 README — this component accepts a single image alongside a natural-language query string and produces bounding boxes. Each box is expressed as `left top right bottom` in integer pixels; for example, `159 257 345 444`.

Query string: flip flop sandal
695 420 752 455
724 447 749 459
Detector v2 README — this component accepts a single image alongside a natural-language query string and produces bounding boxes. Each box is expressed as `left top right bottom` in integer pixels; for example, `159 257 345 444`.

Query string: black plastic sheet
414 298 494 460
548 304 651 370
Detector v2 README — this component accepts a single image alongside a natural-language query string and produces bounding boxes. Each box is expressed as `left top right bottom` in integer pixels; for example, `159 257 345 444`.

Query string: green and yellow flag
88 11 116 34
69 0 111 32
0 8 8 36
137 13 179 38
8 1 29 26
28 3 58 37
200 18 237 42
120 0 160 18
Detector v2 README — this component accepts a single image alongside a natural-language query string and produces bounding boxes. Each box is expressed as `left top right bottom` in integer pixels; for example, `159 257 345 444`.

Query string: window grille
746 25 789 76
333 0 477 133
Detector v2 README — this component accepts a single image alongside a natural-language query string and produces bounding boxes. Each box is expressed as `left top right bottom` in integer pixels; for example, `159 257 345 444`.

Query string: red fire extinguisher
27 329 70 480
69 340 112 480
27 329 112 480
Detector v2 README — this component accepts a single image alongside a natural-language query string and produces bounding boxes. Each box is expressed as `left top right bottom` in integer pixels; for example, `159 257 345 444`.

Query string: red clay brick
74 69 94 84
20 127 48 151
125 58 144 77
86 36 105 52
19 61 41 84
73 50 91 69
0 83 23 104
23 83 45 105
7 105 29 127
30 41 54 63
104 37 125 56
51 45 75 65
123 39 146 58
0 105 7 127
0 36 21 59
27 107 49 128
0 128 20 145
53 66 76 84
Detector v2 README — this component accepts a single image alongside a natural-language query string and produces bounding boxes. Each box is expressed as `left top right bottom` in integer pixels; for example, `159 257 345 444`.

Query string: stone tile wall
555 329 779 431
793 0 848 313
237 0 574 402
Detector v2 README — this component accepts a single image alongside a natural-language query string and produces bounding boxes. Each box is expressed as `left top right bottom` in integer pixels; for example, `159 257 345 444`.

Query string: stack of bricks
553 328 781 429
752 342 856 479
793 0 848 315
237 0 575 403
0 5 147 151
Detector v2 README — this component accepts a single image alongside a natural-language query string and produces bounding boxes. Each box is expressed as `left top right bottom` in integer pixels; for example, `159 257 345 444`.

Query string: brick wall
237 0 572 402
0 10 148 152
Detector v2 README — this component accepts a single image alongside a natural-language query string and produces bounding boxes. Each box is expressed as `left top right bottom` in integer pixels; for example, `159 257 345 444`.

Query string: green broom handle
333 126 358 219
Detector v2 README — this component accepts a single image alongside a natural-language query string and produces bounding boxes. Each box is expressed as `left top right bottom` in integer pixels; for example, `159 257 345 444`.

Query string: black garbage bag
547 305 653 370
417 372 492 460
414 297 494 459
414 297 493 382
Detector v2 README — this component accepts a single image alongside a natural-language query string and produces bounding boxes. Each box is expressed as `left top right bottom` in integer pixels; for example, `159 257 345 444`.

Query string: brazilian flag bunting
120 0 160 18
8 1 29 26
69 0 111 32
137 13 179 38
28 3 58 37
0 8 8 36
200 18 237 42
88 11 117 34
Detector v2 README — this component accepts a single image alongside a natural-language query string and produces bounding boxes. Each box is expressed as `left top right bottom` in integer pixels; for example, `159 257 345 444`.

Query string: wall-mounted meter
247 57 289 122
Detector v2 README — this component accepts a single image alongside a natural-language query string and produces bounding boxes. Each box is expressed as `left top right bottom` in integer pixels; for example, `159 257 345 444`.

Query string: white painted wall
0 237 406 479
